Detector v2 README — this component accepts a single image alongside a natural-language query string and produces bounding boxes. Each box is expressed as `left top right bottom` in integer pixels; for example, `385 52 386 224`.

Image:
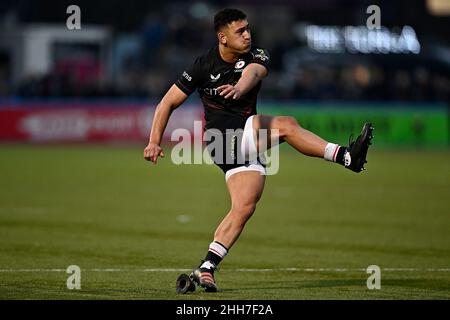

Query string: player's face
220 19 252 53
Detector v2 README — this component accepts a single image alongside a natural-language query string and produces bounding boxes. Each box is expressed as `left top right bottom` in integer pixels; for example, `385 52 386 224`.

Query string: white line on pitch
0 268 449 273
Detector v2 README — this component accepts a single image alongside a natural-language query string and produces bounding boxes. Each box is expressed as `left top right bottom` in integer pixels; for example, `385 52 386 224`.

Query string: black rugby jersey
175 46 270 132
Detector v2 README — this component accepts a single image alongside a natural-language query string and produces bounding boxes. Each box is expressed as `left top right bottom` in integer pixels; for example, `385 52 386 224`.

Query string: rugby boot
191 260 218 292
344 122 374 173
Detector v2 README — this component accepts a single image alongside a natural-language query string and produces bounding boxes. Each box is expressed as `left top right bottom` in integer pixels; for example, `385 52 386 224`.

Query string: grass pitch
0 144 449 299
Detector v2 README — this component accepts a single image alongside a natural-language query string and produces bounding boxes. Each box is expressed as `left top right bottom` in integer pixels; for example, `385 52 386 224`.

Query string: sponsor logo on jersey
210 73 221 82
182 71 192 82
203 88 219 96
235 60 246 69
253 48 269 62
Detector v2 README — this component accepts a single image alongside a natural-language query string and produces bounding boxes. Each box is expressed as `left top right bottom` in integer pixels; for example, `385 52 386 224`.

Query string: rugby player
144 8 373 292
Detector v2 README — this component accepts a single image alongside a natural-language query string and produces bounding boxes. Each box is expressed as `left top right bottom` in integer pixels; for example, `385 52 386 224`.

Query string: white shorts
224 115 266 181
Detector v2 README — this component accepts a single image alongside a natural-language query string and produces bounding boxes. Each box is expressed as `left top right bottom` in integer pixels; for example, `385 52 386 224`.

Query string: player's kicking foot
344 122 374 173
191 260 218 292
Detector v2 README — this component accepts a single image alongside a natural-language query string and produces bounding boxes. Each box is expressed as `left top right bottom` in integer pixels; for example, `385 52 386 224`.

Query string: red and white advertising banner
0 104 203 143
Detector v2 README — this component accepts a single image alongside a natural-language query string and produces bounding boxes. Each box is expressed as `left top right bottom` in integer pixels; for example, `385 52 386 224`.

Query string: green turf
0 144 449 299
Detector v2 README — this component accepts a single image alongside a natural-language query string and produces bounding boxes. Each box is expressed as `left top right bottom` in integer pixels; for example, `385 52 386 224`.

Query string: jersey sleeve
249 47 270 71
175 57 203 96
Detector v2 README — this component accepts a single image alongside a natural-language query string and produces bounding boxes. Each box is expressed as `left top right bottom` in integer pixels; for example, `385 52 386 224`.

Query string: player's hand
217 84 242 100
144 143 165 164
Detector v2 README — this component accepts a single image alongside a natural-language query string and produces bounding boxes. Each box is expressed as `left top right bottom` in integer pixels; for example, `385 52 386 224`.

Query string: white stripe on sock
324 143 339 162
209 241 228 259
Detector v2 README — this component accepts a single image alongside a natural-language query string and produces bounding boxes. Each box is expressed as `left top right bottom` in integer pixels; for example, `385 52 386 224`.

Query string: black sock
335 146 347 166
201 241 228 271
204 251 222 267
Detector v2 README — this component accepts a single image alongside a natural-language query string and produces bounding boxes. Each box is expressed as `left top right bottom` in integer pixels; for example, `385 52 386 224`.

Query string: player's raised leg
252 115 374 172
253 115 327 157
192 170 265 292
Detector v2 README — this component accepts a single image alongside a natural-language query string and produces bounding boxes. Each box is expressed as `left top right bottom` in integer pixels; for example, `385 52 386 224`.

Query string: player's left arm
218 63 268 100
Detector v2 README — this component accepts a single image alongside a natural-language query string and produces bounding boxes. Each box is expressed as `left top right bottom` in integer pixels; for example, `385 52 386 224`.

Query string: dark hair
214 8 247 32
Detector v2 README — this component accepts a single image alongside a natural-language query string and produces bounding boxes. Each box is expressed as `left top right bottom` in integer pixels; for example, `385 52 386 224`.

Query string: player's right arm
144 84 189 164
144 55 203 165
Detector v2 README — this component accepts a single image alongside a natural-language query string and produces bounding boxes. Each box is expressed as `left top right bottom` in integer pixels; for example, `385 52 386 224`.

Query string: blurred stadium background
0 0 449 299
